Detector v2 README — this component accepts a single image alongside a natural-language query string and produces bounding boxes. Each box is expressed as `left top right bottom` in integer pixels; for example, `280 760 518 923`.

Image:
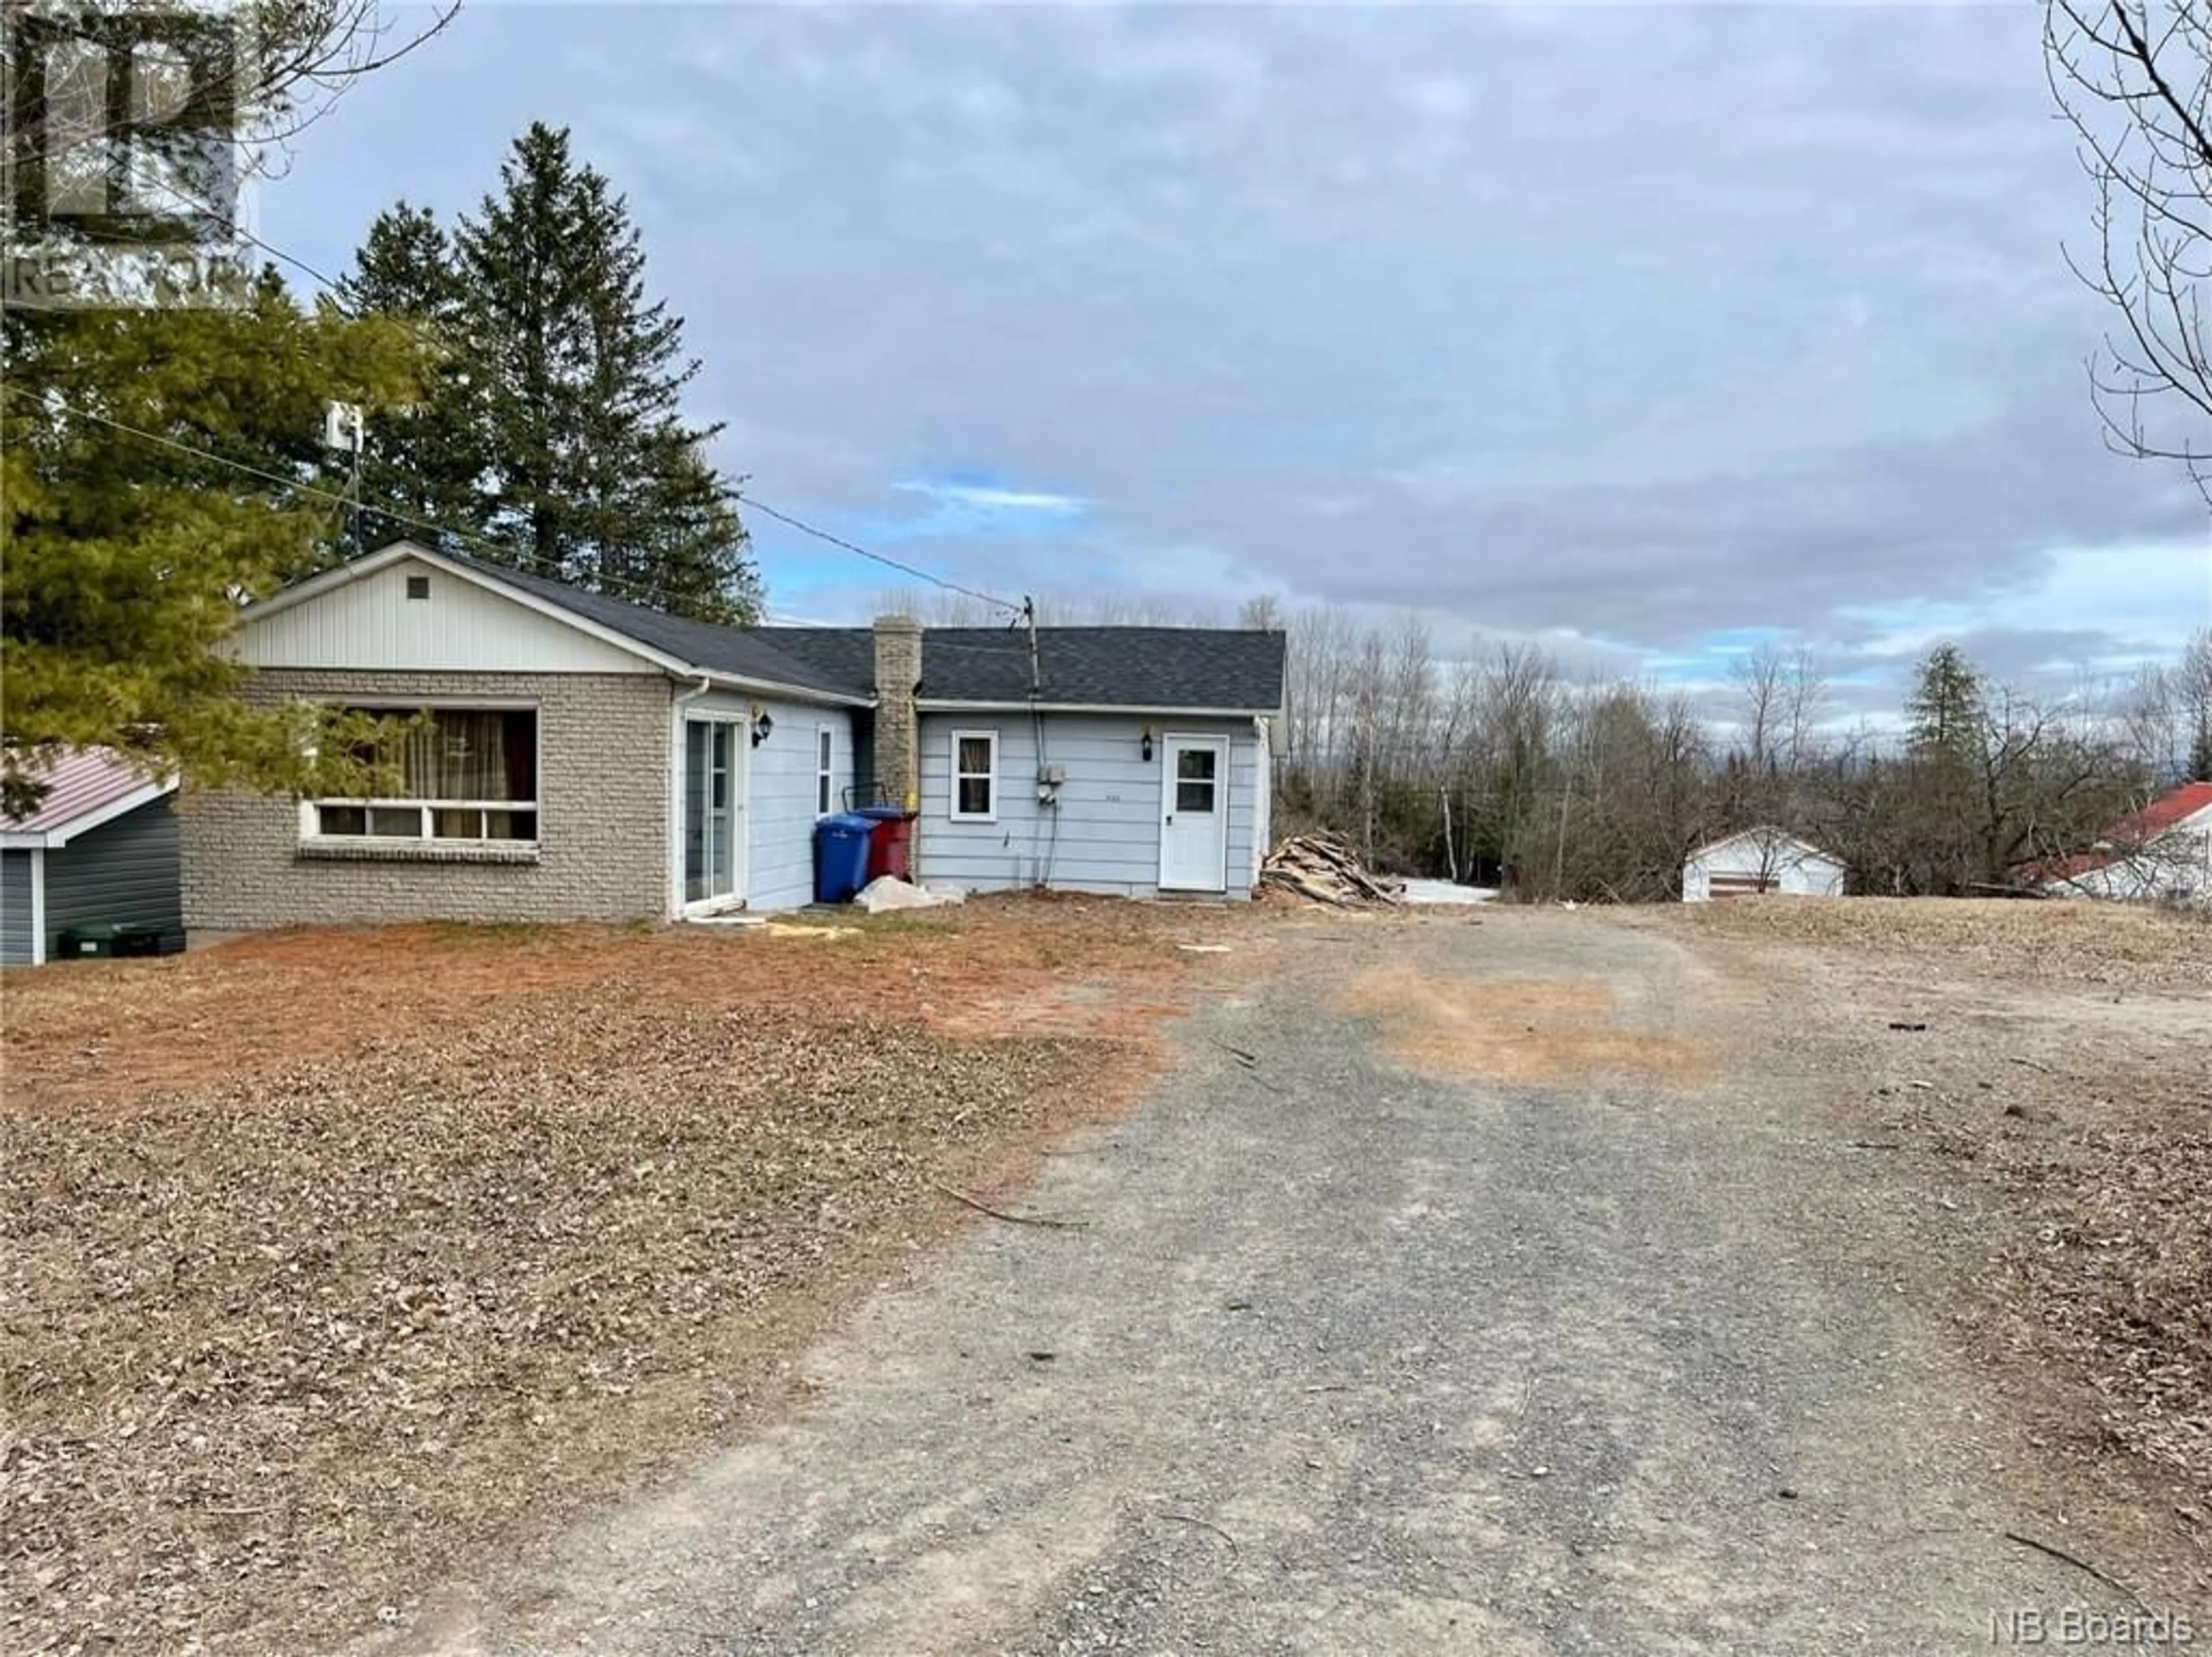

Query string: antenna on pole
323 402 365 455
322 401 366 554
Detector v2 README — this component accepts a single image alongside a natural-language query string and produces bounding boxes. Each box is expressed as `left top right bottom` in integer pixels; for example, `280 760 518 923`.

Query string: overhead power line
6 385 1044 650
735 495 1024 616
111 185 1027 618
2 384 725 612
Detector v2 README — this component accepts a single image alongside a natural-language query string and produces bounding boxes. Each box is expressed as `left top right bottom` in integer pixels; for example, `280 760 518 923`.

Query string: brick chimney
872 614 922 811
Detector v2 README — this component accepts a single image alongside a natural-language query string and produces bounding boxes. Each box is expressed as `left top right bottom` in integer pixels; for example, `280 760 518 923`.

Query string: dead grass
0 896 1260 1657
1 894 1264 1112
1649 895 2212 995
1647 896 2212 1528
1338 967 1710 1085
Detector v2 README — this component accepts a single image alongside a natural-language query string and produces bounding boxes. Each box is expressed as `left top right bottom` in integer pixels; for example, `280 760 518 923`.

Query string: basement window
308 706 539 843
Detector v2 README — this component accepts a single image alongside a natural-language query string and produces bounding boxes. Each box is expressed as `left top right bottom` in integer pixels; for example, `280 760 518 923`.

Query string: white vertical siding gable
239 557 661 675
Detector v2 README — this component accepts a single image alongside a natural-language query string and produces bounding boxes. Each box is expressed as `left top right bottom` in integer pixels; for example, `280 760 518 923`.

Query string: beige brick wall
181 670 673 936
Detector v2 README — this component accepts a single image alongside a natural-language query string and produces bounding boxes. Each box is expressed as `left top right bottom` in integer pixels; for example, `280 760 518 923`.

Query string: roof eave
700 670 874 709
1690 826 1839 864
915 698 1279 717
1 774 175 848
241 544 878 704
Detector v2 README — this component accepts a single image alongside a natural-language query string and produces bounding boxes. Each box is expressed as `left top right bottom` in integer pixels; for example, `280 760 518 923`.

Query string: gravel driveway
387 910 2160 1656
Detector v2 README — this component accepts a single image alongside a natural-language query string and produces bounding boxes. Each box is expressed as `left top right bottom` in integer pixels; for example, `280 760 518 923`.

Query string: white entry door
683 719 743 909
1159 734 1229 892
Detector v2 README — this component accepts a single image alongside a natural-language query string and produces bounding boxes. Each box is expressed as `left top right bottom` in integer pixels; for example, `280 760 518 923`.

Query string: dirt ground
0 897 1270 1657
5 895 2206 1654
1339 967 1709 1085
1627 898 2212 1579
330 897 2207 1656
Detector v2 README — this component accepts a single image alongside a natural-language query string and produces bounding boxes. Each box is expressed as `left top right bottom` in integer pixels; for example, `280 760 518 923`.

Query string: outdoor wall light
751 708 774 747
1141 725 1156 763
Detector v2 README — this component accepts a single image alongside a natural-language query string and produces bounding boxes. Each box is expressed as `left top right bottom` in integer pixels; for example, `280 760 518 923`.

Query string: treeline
1272 615 2211 902
885 588 2212 898
882 589 2209 902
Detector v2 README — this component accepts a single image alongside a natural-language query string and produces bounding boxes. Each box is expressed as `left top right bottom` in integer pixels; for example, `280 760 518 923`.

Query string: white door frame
1158 731 1230 892
28 847 47 966
676 711 750 915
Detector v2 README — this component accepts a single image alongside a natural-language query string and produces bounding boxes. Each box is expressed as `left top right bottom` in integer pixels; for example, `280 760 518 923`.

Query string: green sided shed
1 750 183 967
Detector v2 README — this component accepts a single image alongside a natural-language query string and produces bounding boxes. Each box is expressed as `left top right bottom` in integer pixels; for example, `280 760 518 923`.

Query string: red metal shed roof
3 748 173 841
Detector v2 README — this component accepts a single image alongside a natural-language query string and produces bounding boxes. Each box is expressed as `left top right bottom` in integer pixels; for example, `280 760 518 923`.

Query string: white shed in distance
1682 827 1847 903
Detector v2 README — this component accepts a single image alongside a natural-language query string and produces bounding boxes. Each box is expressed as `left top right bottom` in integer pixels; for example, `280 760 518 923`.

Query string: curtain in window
955 735 993 815
393 711 530 801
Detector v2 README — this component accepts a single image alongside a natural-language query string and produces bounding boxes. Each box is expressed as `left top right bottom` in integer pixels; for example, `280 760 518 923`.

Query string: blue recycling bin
814 812 876 904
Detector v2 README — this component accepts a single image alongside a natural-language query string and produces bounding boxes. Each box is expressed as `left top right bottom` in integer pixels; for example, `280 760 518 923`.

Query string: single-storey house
179 541 1285 942
1681 826 1847 902
2029 782 2212 903
2 749 183 965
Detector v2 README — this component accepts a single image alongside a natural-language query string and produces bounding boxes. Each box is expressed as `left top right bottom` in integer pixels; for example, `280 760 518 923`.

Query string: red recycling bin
857 805 915 882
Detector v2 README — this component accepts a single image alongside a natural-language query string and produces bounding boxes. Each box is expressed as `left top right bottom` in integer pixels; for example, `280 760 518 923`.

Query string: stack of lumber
1260 834 1404 907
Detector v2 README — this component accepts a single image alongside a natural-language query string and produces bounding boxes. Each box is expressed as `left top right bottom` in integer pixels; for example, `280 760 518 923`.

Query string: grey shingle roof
750 626 1285 710
452 557 1286 712
465 558 863 699
912 627 1286 711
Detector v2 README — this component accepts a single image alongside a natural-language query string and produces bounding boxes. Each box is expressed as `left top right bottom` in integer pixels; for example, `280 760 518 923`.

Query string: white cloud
263 1 2209 702
896 480 1089 517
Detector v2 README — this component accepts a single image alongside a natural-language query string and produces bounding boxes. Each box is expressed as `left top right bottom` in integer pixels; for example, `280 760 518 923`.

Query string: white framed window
305 705 540 844
816 726 835 818
950 729 998 822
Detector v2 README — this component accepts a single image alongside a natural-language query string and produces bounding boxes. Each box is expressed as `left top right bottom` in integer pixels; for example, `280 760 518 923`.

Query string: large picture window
310 707 539 843
950 729 997 822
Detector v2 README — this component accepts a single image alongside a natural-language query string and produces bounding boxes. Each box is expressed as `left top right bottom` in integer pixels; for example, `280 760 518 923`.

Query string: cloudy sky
265 2 2210 714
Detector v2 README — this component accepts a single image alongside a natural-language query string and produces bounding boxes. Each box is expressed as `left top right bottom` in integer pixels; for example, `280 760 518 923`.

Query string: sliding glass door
683 720 738 905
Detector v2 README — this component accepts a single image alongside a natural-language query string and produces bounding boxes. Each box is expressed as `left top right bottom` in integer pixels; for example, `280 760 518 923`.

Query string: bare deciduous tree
2046 0 2212 497
5 2 462 154
1732 642 1790 773
877 591 2187 904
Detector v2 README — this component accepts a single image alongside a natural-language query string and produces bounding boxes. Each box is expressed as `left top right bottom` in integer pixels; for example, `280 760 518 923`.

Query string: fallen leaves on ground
0 896 1252 1657
1 894 1261 1112
1988 1075 2212 1497
1652 896 2211 1524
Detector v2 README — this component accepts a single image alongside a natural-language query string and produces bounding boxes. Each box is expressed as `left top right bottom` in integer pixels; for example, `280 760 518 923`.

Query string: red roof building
2027 781 2212 900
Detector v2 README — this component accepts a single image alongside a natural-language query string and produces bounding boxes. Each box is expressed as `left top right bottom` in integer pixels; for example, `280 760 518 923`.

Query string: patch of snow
1401 879 1498 906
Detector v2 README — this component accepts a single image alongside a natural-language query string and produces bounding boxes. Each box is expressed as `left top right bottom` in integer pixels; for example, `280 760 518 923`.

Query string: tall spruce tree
344 124 762 622
1906 642 1986 761
335 203 480 556
1899 641 1987 894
